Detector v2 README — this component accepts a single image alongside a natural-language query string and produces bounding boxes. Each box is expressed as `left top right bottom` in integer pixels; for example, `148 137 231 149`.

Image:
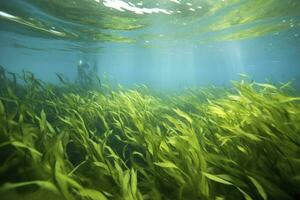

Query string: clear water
1 1 300 200
1 0 300 90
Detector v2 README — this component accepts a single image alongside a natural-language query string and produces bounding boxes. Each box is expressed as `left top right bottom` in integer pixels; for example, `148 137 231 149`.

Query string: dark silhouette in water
0 65 5 79
75 60 101 89
0 65 17 88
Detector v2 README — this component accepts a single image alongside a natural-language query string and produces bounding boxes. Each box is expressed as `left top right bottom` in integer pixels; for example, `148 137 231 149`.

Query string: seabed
0 71 300 200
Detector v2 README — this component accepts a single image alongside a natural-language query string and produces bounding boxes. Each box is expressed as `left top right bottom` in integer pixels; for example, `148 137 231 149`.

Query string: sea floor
0 72 300 200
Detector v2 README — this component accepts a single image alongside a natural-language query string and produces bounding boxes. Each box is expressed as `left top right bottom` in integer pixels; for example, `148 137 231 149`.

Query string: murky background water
1 2 300 200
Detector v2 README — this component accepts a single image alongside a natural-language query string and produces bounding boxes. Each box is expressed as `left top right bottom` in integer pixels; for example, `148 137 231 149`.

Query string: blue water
1 0 300 90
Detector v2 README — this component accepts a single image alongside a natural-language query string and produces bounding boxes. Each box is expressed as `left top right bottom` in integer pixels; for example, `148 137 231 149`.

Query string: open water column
0 1 300 200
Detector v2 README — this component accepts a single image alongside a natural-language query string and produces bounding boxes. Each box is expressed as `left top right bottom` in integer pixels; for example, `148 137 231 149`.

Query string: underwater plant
0 70 300 200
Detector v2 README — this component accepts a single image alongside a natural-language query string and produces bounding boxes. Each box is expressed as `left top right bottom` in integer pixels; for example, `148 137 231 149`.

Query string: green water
1 0 300 44
1 1 300 200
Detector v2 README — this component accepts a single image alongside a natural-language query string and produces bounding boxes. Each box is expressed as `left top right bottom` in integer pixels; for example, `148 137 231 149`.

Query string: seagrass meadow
1 0 300 199
0 71 300 200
